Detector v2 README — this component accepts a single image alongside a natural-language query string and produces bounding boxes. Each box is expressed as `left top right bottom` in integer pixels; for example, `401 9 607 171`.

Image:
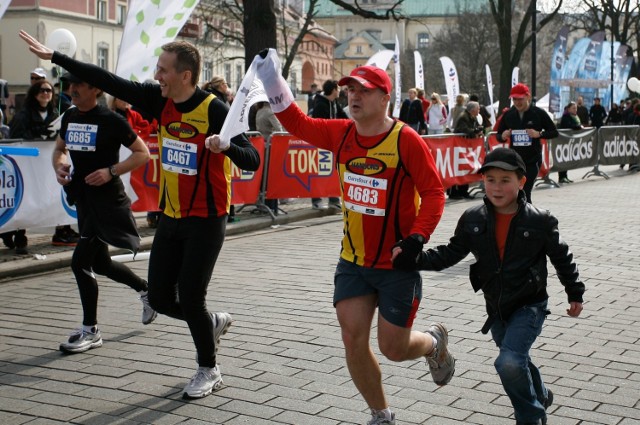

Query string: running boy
400 148 585 425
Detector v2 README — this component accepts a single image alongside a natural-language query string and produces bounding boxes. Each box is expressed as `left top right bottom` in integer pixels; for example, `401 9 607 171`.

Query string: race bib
343 172 387 216
511 129 532 146
66 123 98 151
161 138 198 175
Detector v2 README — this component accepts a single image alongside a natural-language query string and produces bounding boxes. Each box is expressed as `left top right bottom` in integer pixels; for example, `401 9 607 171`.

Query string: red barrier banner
231 134 265 204
131 134 161 212
486 133 549 177
266 133 340 199
422 135 485 189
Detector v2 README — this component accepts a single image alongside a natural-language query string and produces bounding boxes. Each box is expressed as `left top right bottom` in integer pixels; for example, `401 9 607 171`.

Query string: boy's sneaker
60 327 102 354
182 365 223 399
140 292 157 325
367 410 396 425
425 323 455 386
211 312 233 353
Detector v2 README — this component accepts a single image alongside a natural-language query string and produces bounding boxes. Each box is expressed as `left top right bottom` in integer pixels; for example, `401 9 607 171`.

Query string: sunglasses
31 76 44 80
39 88 53 93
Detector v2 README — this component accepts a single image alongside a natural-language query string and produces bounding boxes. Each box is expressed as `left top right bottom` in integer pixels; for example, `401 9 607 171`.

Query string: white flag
0 0 11 21
115 0 201 82
414 51 424 90
219 60 269 148
511 67 520 87
485 64 496 125
366 50 394 70
392 35 401 118
439 56 459 116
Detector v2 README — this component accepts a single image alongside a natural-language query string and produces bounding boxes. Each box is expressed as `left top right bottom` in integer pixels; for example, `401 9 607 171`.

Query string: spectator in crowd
426 92 447 135
55 79 73 114
310 79 347 210
469 94 492 133
624 98 639 125
448 94 466 131
589 97 607 128
21 29 259 399
557 101 584 184
1 79 60 254
496 83 558 203
576 95 589 126
415 148 584 425
30 67 46 85
0 108 8 138
0 77 9 123
605 102 622 126
255 56 454 425
416 88 430 122
399 87 426 134
52 72 154 354
450 101 483 200
307 82 319 115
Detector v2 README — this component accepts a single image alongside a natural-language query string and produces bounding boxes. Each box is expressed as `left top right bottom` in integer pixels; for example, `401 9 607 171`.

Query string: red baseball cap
510 83 530 99
338 66 392 94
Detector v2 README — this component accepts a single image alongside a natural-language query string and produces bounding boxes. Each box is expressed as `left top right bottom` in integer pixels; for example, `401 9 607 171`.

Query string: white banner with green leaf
115 0 200 82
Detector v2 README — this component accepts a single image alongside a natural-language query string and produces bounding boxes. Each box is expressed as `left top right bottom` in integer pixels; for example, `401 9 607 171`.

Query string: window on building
224 63 231 89
97 0 107 22
97 44 109 69
356 45 363 54
417 33 429 49
117 4 127 25
203 61 213 84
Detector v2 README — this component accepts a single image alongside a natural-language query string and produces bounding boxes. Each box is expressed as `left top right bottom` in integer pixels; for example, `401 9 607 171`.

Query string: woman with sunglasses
10 79 59 140
1 79 60 254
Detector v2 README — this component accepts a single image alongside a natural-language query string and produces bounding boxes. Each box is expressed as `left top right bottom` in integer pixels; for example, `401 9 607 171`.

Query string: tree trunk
243 0 277 71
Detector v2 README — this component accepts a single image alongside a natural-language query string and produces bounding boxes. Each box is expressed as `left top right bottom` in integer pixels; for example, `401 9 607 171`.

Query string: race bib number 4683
343 172 387 216
161 138 198 175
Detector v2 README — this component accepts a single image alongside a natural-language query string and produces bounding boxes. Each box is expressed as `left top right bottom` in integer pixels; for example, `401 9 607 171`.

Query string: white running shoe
211 312 233 353
59 327 103 354
183 365 223 399
140 292 157 325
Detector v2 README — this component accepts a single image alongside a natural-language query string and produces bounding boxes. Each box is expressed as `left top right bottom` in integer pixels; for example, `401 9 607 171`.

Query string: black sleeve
111 111 138 148
336 105 349 119
539 108 559 139
312 100 330 119
52 52 165 121
544 212 585 303
418 214 471 270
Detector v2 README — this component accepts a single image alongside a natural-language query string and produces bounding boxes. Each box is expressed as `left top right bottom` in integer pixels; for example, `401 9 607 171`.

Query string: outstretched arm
19 30 54 60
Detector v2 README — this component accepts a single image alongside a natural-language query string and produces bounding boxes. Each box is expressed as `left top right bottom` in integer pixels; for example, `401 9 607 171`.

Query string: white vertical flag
511 67 520 87
115 0 201 82
366 50 395 70
0 0 11 21
414 51 424 90
485 64 496 125
439 56 459 117
392 35 401 118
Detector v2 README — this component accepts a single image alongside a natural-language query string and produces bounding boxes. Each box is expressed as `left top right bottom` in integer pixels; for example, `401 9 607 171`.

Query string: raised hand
19 30 54 60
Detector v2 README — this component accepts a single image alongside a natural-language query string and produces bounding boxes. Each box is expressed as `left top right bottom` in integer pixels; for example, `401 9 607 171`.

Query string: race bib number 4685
343 172 387 216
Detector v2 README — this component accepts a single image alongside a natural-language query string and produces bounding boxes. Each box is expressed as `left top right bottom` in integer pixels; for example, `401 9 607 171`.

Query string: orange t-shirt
495 211 516 260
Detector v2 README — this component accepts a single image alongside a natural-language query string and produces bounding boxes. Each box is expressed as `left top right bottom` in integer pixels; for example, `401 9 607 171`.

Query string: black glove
392 234 426 270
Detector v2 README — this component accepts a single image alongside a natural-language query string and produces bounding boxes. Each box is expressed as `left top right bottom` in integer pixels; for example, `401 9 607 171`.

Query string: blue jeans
490 300 549 423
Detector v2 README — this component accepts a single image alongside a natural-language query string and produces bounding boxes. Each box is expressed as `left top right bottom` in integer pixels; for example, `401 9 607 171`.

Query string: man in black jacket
496 84 558 203
408 148 584 425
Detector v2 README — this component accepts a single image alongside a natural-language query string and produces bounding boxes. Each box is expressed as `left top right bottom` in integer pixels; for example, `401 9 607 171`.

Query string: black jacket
399 98 426 130
312 94 348 119
418 191 584 333
496 105 558 164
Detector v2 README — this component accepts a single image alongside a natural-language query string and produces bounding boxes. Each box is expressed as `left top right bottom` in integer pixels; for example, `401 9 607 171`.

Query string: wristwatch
109 165 118 178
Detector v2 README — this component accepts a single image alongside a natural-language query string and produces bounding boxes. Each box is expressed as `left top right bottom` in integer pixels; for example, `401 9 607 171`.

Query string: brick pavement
0 165 639 424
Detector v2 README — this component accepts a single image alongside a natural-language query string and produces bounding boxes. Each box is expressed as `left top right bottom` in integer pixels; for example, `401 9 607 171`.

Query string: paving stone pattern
0 166 638 424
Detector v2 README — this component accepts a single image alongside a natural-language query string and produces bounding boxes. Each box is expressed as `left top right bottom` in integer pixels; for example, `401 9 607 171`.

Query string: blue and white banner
549 26 569 114
414 51 424 90
560 37 591 110
392 35 401 118
613 44 632 104
575 31 605 106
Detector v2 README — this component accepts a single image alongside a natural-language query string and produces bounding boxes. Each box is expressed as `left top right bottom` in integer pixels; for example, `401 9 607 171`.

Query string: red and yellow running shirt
277 103 445 269
158 95 231 218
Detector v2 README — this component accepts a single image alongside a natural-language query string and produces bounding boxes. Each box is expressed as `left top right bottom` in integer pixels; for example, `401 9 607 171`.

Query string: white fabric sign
115 0 201 81
366 50 394 70
439 56 460 120
485 64 496 125
392 35 401 118
414 51 424 90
